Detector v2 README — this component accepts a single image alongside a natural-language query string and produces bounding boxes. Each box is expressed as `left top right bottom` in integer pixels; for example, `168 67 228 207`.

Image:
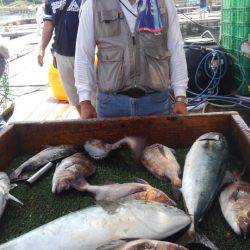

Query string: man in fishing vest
75 0 188 118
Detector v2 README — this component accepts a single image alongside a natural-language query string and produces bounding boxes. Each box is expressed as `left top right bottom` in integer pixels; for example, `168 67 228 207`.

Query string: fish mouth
197 132 226 142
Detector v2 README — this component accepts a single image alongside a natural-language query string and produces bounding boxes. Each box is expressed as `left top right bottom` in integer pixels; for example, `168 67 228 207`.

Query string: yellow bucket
47 52 98 102
48 64 68 102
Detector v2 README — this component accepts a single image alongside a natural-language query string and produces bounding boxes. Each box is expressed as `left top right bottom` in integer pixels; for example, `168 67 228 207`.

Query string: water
0 11 35 23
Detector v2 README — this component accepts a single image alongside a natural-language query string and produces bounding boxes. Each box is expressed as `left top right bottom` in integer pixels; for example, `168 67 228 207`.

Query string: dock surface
5 33 79 123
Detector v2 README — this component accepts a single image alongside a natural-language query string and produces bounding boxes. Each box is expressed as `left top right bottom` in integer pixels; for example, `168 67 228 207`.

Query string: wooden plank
230 113 250 175
0 124 19 171
12 112 233 153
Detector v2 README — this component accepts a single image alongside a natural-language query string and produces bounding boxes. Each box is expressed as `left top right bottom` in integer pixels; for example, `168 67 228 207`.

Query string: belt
118 88 148 98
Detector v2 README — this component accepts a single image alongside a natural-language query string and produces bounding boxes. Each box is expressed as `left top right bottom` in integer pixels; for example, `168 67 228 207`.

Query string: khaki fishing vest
93 0 170 93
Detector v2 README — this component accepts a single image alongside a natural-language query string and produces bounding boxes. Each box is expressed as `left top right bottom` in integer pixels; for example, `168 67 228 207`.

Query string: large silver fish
10 145 80 181
0 172 23 219
98 239 189 250
84 137 145 161
219 177 250 238
181 132 229 248
0 200 191 250
52 153 96 194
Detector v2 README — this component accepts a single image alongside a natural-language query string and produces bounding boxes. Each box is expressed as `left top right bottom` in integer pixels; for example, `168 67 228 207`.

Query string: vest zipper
132 34 137 88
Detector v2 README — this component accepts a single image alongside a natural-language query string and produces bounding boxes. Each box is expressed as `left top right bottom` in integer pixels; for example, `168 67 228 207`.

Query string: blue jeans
0 116 6 131
97 91 172 118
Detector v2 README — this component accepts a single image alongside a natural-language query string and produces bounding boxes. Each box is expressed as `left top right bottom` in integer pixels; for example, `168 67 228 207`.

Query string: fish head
198 132 228 157
129 201 191 237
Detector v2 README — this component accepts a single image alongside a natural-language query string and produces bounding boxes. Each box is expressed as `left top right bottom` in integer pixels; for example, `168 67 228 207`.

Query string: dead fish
68 177 176 206
219 175 250 238
181 132 229 248
0 172 23 219
98 239 189 250
10 145 80 181
141 144 182 195
0 200 191 250
84 137 145 161
52 153 96 194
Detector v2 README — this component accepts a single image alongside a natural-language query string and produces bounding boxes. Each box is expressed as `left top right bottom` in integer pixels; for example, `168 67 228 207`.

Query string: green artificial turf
0 148 249 250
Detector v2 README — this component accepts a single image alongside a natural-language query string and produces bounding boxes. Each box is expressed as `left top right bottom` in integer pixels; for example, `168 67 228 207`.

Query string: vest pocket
144 48 170 90
98 9 121 37
97 49 124 92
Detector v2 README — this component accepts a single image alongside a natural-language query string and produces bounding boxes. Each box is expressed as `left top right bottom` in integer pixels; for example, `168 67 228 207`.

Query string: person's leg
54 53 80 115
135 91 172 116
0 116 6 131
97 92 132 118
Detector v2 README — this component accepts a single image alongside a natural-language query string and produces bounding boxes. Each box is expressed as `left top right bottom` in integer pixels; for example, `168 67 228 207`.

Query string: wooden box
0 111 249 172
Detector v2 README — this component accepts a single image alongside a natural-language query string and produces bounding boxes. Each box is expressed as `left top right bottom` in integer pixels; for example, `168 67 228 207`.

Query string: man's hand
38 49 45 67
172 96 188 115
80 101 97 119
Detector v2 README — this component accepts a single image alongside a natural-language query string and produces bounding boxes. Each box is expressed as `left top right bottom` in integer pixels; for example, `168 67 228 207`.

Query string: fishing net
0 55 13 118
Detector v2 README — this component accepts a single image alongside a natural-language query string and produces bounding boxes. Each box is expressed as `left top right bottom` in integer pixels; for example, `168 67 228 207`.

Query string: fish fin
7 194 23 205
171 177 182 200
232 165 246 181
134 177 149 185
97 240 127 250
220 171 235 189
238 213 250 238
172 185 182 201
178 224 218 250
10 174 30 183
230 189 239 201
191 233 219 250
169 147 176 155
96 201 122 214
10 184 17 190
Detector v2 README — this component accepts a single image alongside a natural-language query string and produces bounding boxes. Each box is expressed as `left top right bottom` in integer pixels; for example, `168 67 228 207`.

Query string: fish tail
114 137 146 161
178 222 219 250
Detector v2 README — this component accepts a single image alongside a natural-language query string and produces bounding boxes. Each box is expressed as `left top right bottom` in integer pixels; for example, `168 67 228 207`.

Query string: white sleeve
74 0 95 102
165 0 188 97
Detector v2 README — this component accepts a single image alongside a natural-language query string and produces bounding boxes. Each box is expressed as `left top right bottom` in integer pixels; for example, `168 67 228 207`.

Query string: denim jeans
97 91 172 118
0 116 6 131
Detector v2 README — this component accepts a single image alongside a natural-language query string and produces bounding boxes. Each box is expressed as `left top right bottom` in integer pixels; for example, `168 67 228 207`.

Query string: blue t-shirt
44 0 82 56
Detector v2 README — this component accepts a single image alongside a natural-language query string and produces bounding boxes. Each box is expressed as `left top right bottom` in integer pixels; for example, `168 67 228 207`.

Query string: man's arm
165 0 189 115
38 20 53 67
74 0 96 119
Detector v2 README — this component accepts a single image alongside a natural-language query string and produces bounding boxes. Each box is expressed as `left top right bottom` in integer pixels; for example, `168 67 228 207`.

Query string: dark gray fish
84 137 145 161
10 145 80 181
52 153 96 194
